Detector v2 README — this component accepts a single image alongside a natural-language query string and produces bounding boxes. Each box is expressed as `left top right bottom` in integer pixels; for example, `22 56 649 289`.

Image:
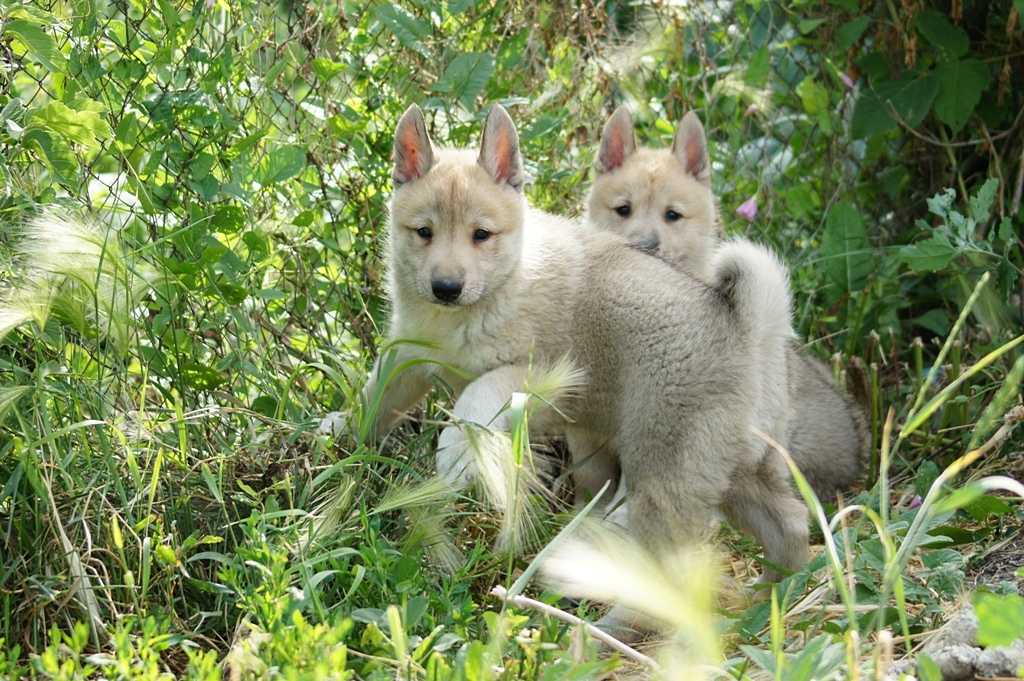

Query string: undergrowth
1 0 1023 679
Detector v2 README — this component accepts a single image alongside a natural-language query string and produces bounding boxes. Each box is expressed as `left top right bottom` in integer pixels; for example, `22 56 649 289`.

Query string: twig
977 405 1024 458
489 585 662 671
1012 134 1024 217
979 122 1005 222
884 99 1024 149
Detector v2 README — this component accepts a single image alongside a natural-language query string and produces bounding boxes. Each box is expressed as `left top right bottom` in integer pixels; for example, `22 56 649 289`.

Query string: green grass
2 0 1024 678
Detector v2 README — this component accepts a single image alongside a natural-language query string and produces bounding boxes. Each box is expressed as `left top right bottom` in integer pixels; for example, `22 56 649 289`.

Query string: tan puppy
585 105 866 502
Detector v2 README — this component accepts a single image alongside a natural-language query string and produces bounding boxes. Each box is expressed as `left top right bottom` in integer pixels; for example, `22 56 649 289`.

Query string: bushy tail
709 238 794 343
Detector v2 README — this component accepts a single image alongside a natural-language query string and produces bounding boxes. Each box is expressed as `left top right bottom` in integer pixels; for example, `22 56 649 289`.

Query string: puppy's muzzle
630 233 660 254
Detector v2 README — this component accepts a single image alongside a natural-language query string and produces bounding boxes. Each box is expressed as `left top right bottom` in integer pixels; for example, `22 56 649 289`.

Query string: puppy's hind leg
723 451 809 583
566 429 619 510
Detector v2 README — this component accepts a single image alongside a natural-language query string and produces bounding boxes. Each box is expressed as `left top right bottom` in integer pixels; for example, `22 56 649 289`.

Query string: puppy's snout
632 233 660 253
431 278 463 303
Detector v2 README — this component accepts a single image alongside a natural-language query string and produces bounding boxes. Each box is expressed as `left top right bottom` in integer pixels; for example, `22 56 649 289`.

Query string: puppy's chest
399 305 538 376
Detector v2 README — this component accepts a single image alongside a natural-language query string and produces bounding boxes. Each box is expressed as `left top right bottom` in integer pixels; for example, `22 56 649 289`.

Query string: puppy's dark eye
416 226 433 240
614 204 632 217
472 228 491 243
665 209 682 222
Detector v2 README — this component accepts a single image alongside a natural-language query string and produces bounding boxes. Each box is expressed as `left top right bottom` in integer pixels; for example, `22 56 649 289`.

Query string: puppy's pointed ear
596 104 636 173
672 111 710 185
478 104 525 191
393 104 434 186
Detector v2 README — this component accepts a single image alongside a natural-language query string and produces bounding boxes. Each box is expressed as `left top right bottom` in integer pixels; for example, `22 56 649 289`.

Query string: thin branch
1012 134 1024 217
489 585 662 671
883 98 1024 149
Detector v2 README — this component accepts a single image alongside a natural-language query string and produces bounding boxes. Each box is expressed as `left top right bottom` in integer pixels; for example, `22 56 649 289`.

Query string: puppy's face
585 107 720 279
388 105 526 308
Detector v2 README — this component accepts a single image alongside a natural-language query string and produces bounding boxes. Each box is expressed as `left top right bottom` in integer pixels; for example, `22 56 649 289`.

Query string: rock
884 658 915 681
976 640 1024 678
922 606 979 652
921 644 979 681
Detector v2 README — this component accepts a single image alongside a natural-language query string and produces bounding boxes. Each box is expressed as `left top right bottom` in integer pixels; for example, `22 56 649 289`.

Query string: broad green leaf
373 3 429 55
934 59 989 133
898 234 958 273
21 128 77 183
462 640 489 681
915 10 969 60
853 73 938 138
433 52 494 110
3 18 65 72
259 145 306 184
745 46 770 87
875 75 939 128
963 494 1012 521
974 592 1024 648
29 100 112 149
179 361 228 390
798 17 826 34
851 90 895 138
448 0 481 13
0 386 31 422
820 201 872 291
797 77 831 133
917 654 942 681
912 309 951 336
211 205 245 233
968 177 998 224
837 16 870 51
312 57 345 82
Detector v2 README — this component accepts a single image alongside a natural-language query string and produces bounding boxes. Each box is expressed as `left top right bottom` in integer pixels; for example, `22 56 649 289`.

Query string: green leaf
745 46 770 87
448 0 481 13
29 100 112 149
914 460 940 496
853 73 938 138
312 58 345 82
974 592 1024 648
968 177 998 224
3 18 65 72
373 3 429 56
259 145 306 184
963 494 1012 522
917 654 942 681
820 202 872 291
462 640 488 681
796 77 832 133
912 309 951 336
916 10 969 60
898 234 958 273
934 59 989 133
876 75 940 128
851 91 896 138
798 17 826 34
22 128 77 183
211 205 245 233
179 361 228 391
433 52 494 110
837 17 870 51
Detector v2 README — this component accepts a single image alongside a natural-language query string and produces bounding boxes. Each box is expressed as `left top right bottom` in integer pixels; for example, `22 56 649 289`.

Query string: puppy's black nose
632 234 660 253
431 278 463 302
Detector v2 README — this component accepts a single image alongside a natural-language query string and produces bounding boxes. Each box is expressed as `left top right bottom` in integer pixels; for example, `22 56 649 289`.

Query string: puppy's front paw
436 425 477 489
318 411 351 436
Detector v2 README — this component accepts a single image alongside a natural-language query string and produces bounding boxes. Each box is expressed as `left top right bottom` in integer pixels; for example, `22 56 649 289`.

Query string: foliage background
0 0 1022 678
